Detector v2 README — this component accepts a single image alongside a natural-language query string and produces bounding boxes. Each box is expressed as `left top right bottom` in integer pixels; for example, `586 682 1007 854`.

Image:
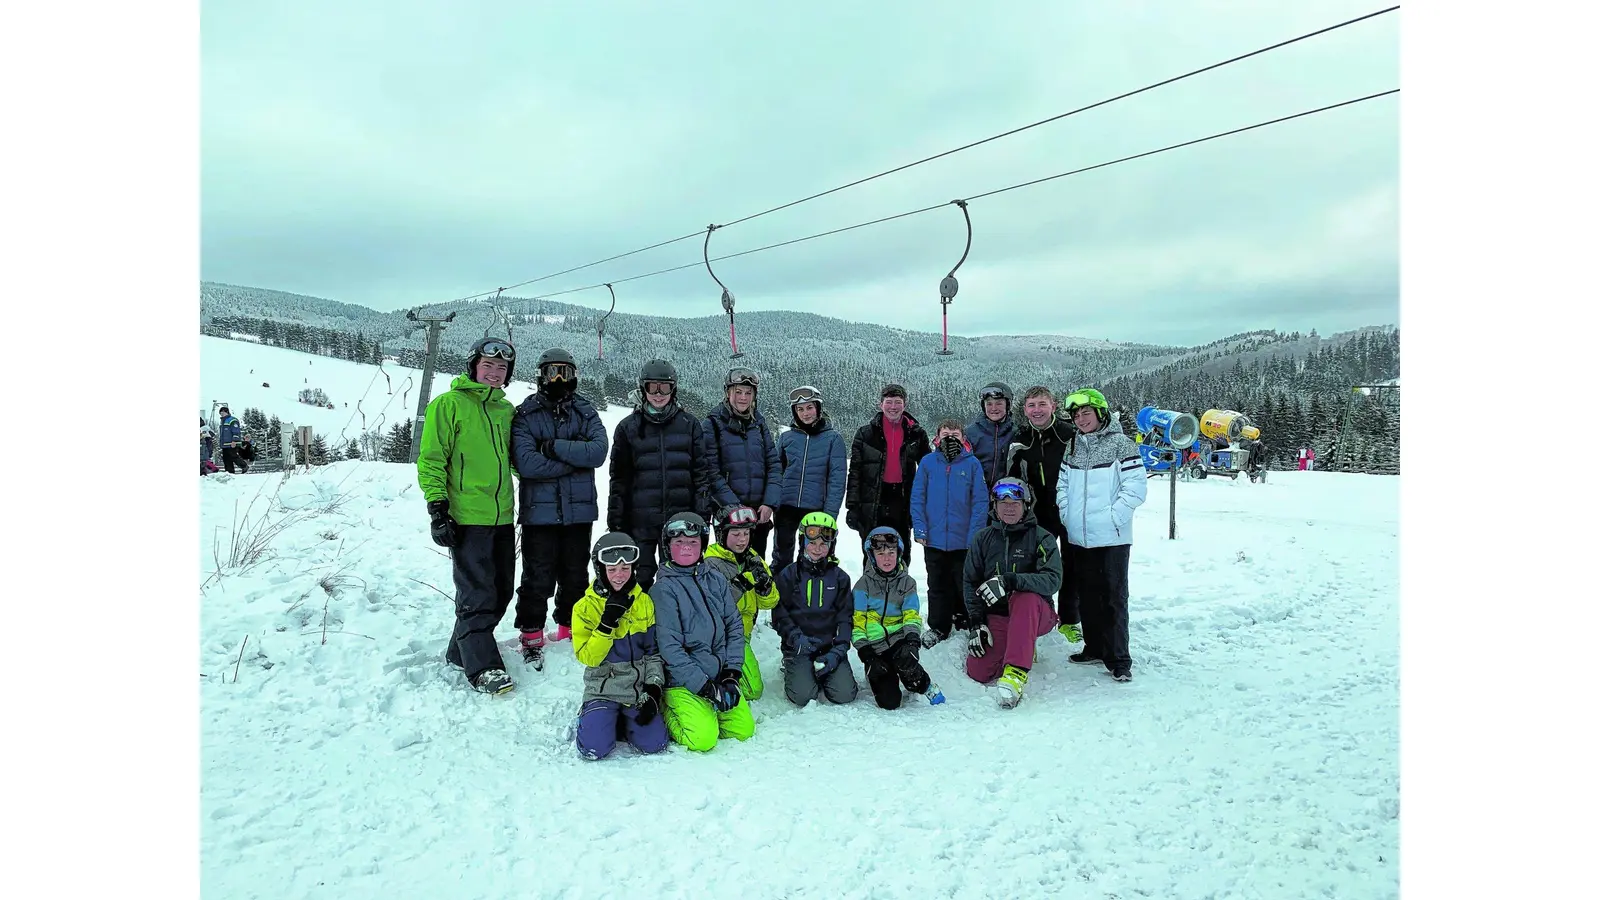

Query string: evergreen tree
309 434 329 465
265 415 283 455
346 440 362 461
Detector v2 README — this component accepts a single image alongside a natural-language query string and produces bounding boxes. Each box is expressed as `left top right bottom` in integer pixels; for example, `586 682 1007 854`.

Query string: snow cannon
1200 409 1253 443
1137 406 1199 449
1240 424 1261 441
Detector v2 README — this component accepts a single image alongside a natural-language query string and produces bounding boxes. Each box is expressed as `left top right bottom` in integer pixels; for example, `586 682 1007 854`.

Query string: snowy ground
199 340 1398 899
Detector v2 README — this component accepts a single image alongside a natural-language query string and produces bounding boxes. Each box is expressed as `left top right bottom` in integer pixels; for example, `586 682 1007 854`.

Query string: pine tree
265 415 283 455
346 441 362 461
309 434 329 465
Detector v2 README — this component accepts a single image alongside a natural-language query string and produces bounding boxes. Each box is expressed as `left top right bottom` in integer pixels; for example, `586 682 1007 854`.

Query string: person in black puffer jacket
703 366 783 558
607 359 737 591
845 383 931 569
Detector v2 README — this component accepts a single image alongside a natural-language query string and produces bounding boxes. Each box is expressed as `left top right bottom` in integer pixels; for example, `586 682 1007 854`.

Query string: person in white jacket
1056 388 1147 682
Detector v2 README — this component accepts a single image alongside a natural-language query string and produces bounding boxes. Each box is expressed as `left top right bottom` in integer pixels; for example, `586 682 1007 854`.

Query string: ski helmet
638 359 678 397
725 366 760 393
467 337 517 383
990 476 1034 510
712 505 760 544
798 511 838 554
979 381 1014 410
1063 387 1109 427
788 385 824 421
660 511 708 557
590 531 642 585
862 525 904 567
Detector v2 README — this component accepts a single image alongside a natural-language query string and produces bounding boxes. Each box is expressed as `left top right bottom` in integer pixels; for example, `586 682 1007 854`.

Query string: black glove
426 500 457 548
697 678 721 705
635 684 663 725
717 667 742 688
537 438 556 458
845 509 860 533
856 644 879 664
597 592 630 634
968 624 994 658
940 432 963 462
729 572 756 594
749 567 773 595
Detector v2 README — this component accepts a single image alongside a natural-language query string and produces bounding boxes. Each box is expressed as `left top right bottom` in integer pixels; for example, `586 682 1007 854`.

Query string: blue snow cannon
1137 406 1200 450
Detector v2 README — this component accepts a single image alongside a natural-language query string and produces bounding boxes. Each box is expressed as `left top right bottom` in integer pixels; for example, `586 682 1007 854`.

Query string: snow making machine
1184 409 1263 481
1135 406 1200 477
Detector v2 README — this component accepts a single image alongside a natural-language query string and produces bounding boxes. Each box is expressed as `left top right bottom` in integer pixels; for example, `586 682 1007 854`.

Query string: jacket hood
658 558 714 579
713 400 761 425
791 415 832 436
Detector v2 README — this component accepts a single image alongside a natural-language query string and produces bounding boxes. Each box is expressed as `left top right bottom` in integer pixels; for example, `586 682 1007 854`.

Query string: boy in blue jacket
910 419 989 647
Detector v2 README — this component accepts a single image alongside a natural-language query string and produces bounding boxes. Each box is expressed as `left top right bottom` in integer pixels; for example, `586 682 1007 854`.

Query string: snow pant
663 686 755 752
444 524 517 681
922 547 970 638
740 643 764 701
782 654 859 707
515 523 593 632
860 483 914 569
221 446 244 474
860 639 931 710
576 698 670 760
772 505 820 576
965 592 1058 683
1071 543 1132 674
627 523 666 592
744 518 774 560
1043 520 1079 628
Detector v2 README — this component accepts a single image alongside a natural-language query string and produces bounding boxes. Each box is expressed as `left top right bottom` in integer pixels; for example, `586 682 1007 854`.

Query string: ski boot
519 631 545 671
923 680 946 706
550 625 573 643
471 668 515 695
997 665 1029 709
1058 622 1083 643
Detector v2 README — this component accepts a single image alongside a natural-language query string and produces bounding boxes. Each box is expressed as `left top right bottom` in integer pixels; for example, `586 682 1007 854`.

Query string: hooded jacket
703 542 780 638
417 374 517 526
1008 418 1074 535
909 446 989 551
649 558 746 695
607 401 737 534
772 553 853 660
962 506 1064 625
571 583 666 706
510 390 608 526
703 401 782 511
851 561 923 654
847 412 932 526
964 413 1016 489
218 415 243 447
776 416 847 515
1056 420 1148 548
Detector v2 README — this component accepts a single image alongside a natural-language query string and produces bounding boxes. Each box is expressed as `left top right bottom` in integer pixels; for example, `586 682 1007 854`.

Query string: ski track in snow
200 339 1398 899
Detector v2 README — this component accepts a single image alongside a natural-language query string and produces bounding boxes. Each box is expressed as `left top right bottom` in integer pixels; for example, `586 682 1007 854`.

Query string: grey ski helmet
990 476 1034 509
467 337 517 383
979 381 1014 413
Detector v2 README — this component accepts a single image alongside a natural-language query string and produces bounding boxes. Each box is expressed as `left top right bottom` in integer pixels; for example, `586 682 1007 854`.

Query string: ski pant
626 522 667 592
744 518 774 560
515 523 593 632
966 592 1058 683
222 446 244 474
1071 543 1132 673
740 643 764 701
444 524 517 681
771 505 820 576
922 547 970 638
1045 519 1079 628
576 698 670 760
663 686 755 752
782 654 859 707
857 483 914 569
859 639 931 710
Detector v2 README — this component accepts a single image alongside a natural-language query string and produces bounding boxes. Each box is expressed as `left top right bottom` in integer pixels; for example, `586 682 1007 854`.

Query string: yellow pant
740 643 764 701
664 686 755 752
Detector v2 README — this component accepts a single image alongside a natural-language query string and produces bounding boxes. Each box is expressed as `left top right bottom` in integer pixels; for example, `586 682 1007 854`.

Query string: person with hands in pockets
418 337 520 697
962 477 1064 709
648 512 756 752
772 512 859 707
703 505 780 701
571 532 670 760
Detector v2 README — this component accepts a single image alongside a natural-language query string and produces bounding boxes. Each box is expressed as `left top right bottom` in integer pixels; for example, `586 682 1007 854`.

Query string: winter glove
426 500 457 548
940 433 963 463
537 438 557 459
748 565 773 595
715 680 742 713
856 644 879 664
597 592 631 634
717 667 742 689
845 509 860 533
976 575 1008 606
729 571 756 594
968 624 994 658
635 684 663 726
815 647 844 678
788 632 818 657
697 678 722 705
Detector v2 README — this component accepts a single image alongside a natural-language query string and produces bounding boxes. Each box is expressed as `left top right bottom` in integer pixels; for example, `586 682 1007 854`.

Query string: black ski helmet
536 347 578 393
466 337 517 383
660 511 708 559
590 531 642 587
712 505 759 544
638 358 678 397
537 346 576 372
979 381 1014 414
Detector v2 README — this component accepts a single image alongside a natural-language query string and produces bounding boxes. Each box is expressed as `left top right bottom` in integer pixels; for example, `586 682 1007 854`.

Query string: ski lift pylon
935 199 971 356
703 224 745 359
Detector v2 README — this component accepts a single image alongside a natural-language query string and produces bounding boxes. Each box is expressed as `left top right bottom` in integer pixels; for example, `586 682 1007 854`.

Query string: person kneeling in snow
854 527 944 708
572 532 670 760
650 512 756 752
773 512 859 707
963 477 1064 709
703 505 780 701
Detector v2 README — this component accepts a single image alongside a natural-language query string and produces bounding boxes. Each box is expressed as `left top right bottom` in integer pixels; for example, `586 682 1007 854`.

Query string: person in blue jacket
771 385 847 576
964 381 1016 489
772 512 858 707
510 348 609 664
703 367 783 558
910 419 989 647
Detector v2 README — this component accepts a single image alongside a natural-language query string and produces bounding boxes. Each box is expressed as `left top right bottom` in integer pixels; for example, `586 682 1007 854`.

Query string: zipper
479 393 506 526
658 422 668 521
798 433 811 504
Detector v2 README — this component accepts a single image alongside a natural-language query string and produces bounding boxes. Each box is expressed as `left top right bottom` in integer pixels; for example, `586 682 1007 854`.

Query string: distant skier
703 367 783 558
772 385 846 577
510 347 609 665
417 337 520 695
571 532 670 761
1007 386 1083 647
1057 388 1147 683
772 512 858 708
606 359 736 591
963 381 1015 489
846 383 931 568
703 505 780 701
909 419 988 647
963 478 1063 709
854 527 944 709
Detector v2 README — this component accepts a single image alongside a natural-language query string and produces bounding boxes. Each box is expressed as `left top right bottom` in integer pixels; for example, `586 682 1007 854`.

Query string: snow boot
1058 622 1083 643
550 625 573 643
519 631 545 670
920 628 947 650
997 665 1029 709
1068 651 1102 665
471 668 515 695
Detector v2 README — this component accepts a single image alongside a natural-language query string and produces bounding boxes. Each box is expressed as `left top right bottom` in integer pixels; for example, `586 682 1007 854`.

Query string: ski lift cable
431 5 1398 306
515 89 1398 306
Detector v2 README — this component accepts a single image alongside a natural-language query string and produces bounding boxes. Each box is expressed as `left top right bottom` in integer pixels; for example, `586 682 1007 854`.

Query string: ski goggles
1063 389 1104 412
722 506 759 528
980 387 1010 401
801 525 835 542
596 543 641 566
643 382 675 396
476 340 516 361
663 518 705 540
992 482 1029 503
867 534 900 552
789 386 823 405
541 362 575 382
727 367 760 389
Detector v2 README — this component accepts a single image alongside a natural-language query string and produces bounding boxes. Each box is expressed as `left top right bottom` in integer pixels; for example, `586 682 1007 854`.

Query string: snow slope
199 339 1399 900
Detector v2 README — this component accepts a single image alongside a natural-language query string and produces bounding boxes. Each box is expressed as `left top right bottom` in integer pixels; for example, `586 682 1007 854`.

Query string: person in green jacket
418 337 520 695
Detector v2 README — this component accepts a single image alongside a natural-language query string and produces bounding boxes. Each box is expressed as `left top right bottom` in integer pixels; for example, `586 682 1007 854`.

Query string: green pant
740 643 764 701
664 686 755 752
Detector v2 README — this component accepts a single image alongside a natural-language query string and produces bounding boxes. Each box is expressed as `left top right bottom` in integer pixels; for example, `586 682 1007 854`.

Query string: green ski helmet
1063 387 1110 426
798 511 838 552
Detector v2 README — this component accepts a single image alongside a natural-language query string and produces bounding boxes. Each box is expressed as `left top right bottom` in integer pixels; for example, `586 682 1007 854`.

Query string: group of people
416 339 1147 760
200 406 253 475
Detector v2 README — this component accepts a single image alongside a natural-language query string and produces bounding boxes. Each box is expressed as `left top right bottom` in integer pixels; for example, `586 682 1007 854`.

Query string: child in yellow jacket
704 506 779 700
570 532 669 760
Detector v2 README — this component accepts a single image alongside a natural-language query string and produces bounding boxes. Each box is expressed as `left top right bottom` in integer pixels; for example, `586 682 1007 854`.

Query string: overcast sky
201 0 1398 345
